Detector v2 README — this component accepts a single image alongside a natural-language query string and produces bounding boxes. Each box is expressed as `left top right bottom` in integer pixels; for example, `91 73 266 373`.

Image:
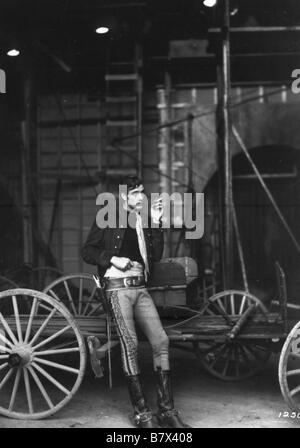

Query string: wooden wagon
0 257 299 420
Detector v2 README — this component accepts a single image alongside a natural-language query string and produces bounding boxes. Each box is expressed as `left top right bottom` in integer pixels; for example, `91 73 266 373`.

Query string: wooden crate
148 257 198 307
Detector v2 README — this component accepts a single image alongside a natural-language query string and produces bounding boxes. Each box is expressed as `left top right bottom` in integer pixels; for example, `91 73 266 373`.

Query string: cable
48 85 286 194
111 86 287 145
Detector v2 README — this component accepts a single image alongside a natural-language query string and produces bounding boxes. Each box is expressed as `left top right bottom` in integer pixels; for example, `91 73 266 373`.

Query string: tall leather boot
155 368 191 428
126 375 155 428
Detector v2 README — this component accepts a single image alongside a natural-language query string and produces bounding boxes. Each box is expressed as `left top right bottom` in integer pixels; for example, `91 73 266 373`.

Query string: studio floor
0 342 298 429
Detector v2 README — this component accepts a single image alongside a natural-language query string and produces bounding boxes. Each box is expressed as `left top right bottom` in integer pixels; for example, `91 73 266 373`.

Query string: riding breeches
105 287 170 376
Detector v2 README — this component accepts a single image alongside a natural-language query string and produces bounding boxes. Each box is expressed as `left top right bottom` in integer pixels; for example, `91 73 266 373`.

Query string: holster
93 275 110 315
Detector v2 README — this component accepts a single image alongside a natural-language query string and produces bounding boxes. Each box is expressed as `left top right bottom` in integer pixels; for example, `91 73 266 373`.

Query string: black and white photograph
0 0 300 431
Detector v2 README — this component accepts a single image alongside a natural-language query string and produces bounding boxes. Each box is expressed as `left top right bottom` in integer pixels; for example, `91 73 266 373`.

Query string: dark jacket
81 213 164 279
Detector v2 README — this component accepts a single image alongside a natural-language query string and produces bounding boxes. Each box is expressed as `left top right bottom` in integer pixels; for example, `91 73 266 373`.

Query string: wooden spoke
0 368 13 390
216 298 226 314
234 346 240 377
0 354 8 359
239 295 247 315
63 281 77 315
230 294 235 315
12 295 23 343
29 308 57 346
0 362 8 371
0 332 14 349
33 357 80 374
31 325 72 351
48 289 60 302
9 368 21 411
23 368 34 414
34 347 80 356
242 345 263 364
214 303 233 326
78 278 83 315
47 340 78 351
252 343 271 354
290 385 300 397
28 365 54 409
24 296 38 343
0 313 19 345
205 307 217 317
86 302 103 317
37 303 53 313
209 345 228 368
0 345 11 354
201 341 225 356
31 362 70 395
82 286 97 316
221 349 231 376
287 369 300 377
243 344 266 363
239 345 253 368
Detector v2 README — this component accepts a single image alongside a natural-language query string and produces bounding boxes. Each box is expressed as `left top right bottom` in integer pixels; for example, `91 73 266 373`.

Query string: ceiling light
7 48 20 57
96 27 109 34
203 0 217 7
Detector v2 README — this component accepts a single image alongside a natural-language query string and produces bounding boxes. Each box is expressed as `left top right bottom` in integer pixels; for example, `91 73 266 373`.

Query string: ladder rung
173 161 185 167
105 74 138 81
106 96 136 103
105 146 137 153
105 168 137 177
106 120 137 127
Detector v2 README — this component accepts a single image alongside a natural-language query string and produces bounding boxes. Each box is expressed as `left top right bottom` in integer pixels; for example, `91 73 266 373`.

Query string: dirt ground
0 343 299 429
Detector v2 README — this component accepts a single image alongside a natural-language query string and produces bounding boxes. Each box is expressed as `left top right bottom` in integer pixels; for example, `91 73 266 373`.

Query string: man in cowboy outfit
81 175 188 428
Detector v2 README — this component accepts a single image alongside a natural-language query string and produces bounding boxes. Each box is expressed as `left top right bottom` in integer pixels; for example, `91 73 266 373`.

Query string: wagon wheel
279 320 300 412
193 290 271 381
30 266 64 291
43 273 104 317
0 276 20 314
0 288 86 419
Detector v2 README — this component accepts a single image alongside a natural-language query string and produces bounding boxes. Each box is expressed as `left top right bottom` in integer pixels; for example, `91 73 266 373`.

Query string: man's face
127 184 145 211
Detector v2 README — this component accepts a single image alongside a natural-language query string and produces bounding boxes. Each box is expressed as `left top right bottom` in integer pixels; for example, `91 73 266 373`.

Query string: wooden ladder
104 43 143 180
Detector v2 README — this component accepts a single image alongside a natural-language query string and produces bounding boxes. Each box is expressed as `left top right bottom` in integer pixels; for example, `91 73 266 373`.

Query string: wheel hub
8 353 22 367
8 345 33 367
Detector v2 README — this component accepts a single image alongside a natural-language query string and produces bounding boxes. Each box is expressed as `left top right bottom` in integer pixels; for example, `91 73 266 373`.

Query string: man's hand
110 256 133 271
151 197 163 224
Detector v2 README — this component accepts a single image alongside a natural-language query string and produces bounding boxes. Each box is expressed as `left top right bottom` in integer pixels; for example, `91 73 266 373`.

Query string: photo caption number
279 411 300 419
150 433 192 443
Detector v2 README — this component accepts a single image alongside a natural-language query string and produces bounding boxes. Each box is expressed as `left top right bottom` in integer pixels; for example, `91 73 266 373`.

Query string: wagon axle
8 353 22 368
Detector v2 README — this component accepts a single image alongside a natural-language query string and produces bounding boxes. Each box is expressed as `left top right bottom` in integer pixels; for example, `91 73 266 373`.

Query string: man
81 175 188 428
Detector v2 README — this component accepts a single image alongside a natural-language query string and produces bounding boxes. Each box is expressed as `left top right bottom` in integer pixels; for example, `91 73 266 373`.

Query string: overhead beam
209 26 300 33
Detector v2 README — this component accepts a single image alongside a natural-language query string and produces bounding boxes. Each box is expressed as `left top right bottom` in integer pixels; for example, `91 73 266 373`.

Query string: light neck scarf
123 202 150 281
135 212 149 281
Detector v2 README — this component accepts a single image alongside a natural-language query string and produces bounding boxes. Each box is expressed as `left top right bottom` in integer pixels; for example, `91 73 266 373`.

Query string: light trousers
106 287 170 376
